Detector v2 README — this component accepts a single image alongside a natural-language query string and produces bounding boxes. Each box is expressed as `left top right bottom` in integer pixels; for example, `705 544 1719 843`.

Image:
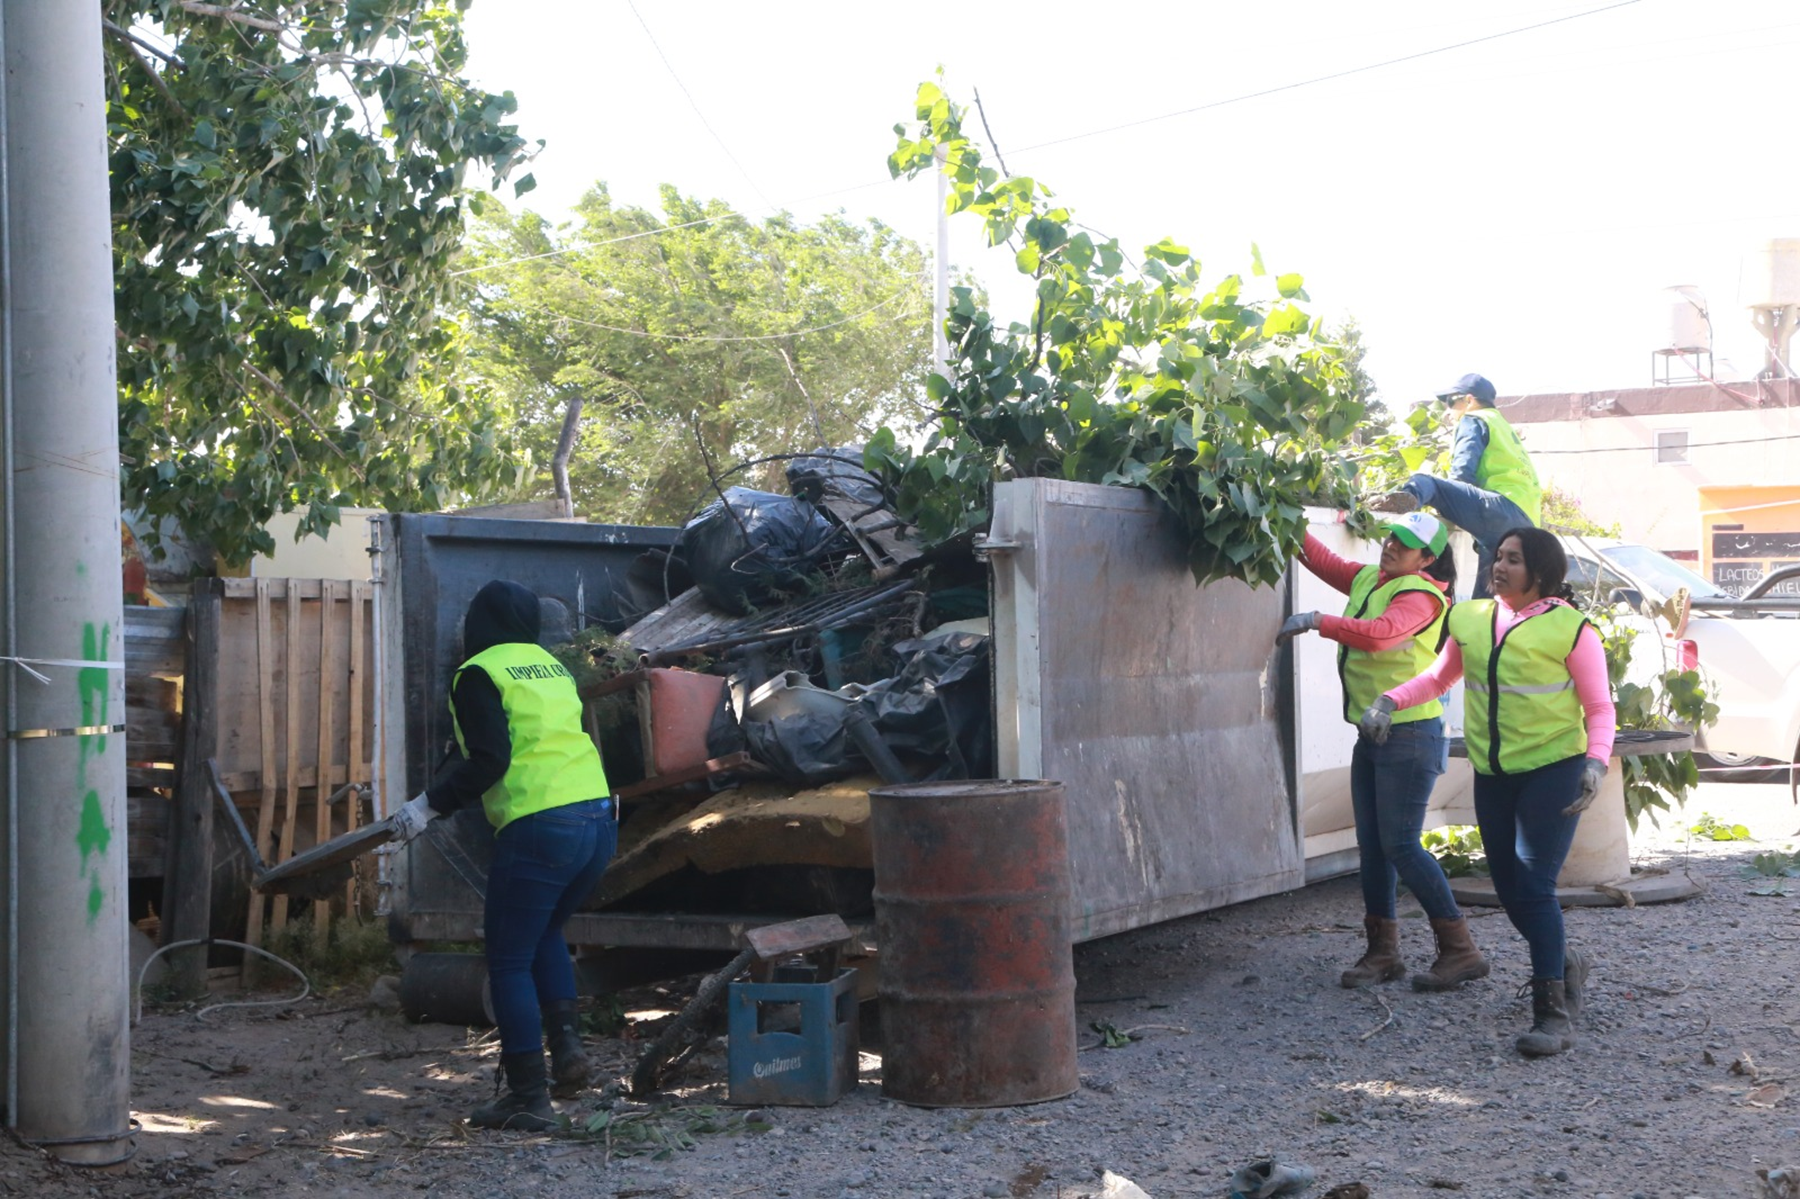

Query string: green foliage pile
1742 848 1800 896
1688 813 1752 842
868 82 1380 588
569 1104 768 1159
1588 605 1719 830
106 0 537 563
463 187 934 526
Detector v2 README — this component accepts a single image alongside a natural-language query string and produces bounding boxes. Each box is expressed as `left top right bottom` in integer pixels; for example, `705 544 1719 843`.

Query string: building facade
1502 378 1800 595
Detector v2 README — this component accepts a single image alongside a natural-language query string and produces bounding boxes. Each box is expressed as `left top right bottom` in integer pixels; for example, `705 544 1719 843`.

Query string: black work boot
542 999 590 1098
1562 947 1590 1022
1340 915 1405 989
468 1051 557 1131
1515 979 1574 1058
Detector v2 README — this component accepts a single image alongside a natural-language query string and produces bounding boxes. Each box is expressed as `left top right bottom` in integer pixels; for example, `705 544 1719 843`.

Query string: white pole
934 148 950 381
0 0 131 1164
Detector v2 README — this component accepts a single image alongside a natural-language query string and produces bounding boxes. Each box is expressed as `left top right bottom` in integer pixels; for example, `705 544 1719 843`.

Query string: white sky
460 0 1800 408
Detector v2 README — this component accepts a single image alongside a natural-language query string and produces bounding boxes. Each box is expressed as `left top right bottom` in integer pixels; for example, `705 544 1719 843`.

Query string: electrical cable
1005 0 1644 156
132 938 311 1026
1531 431 1800 455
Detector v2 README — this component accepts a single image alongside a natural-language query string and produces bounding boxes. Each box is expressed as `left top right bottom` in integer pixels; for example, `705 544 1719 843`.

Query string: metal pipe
1 1 131 1163
0 0 16 1133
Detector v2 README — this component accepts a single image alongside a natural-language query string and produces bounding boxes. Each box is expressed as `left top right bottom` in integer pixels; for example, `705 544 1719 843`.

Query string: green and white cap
1386 511 1448 556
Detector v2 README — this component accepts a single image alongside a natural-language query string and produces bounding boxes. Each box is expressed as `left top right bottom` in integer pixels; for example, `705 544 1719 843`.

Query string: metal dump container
869 779 1077 1107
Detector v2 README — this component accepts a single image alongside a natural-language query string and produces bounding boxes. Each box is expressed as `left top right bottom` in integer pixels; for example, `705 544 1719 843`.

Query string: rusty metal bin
868 779 1078 1107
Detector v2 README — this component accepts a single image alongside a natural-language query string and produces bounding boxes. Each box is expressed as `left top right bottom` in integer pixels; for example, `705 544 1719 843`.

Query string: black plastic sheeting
676 486 846 616
784 445 885 509
742 630 993 787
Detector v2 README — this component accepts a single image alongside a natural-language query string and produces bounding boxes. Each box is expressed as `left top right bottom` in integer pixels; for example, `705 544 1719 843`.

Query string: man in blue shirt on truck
1373 373 1542 599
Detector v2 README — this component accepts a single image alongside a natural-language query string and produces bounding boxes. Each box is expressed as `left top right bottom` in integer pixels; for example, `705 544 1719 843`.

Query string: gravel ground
6 778 1800 1198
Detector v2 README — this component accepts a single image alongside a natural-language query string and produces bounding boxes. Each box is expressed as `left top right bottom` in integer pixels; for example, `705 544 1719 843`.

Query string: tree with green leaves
460 186 935 527
106 0 538 563
870 82 1376 589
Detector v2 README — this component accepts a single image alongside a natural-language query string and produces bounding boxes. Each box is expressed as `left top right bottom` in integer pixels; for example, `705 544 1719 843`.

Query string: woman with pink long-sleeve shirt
1280 512 1488 995
1358 526 1616 1061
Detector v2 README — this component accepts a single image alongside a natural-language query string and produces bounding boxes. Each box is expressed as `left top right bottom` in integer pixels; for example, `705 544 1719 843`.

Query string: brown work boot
1340 915 1405 988
1411 916 1491 991
1515 979 1574 1058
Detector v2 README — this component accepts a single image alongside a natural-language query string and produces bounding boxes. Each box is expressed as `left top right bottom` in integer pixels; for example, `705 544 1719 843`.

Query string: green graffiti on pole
78 622 112 760
76 790 111 860
88 879 104 923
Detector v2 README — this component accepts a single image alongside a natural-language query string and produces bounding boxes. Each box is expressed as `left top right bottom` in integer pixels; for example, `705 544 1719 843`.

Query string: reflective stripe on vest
449 642 610 831
1449 599 1590 776
1335 566 1449 725
1467 408 1542 526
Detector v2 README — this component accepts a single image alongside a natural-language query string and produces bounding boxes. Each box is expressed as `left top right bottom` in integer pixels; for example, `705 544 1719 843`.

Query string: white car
1559 537 1800 780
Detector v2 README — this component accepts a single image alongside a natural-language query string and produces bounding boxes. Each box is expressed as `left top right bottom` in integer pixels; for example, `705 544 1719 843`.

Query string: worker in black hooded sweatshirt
391 579 614 1129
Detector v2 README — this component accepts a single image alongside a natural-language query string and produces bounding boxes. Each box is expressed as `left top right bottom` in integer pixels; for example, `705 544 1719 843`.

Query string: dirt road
6 779 1798 1198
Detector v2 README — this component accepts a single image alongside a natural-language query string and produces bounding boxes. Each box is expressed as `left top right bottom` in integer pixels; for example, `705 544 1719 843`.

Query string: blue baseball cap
1436 373 1496 405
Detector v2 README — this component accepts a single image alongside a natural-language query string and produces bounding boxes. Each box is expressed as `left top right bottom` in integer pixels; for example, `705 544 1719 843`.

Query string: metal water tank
1656 285 1710 353
1746 239 1800 307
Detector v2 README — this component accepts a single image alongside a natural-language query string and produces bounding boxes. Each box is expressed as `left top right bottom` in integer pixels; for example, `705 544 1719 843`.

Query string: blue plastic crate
727 968 859 1106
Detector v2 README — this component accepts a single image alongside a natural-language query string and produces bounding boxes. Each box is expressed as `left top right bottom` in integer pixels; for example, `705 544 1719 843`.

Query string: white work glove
1563 758 1607 816
1276 611 1321 644
390 793 439 844
1356 696 1396 745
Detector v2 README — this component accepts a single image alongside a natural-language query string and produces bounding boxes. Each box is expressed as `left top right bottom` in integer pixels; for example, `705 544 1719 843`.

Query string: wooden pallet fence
221 577 377 966
161 578 377 979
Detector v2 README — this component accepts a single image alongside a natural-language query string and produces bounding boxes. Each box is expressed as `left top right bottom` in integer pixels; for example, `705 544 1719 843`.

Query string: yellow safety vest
1450 599 1591 776
1336 566 1449 725
1466 408 1542 526
449 643 610 831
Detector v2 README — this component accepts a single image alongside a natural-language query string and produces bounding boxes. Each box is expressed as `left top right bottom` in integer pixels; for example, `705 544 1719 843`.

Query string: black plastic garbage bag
676 486 842 616
742 631 992 787
785 445 885 510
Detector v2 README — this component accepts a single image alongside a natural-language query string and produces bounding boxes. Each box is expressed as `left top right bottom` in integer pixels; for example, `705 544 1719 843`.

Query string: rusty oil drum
868 779 1077 1107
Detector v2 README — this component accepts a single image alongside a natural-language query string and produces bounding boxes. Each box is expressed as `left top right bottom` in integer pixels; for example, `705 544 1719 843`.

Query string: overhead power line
1009 0 1644 156
1532 431 1800 455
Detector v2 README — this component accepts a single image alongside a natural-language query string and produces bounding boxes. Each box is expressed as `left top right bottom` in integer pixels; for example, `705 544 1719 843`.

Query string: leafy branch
866 81 1378 588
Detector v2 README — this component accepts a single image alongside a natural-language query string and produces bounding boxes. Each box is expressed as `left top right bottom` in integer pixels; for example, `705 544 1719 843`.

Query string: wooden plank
215 762 368 796
272 584 303 933
127 792 171 879
347 580 367 914
312 579 338 948
242 578 281 975
161 578 222 998
125 605 187 677
743 914 851 962
127 765 176 790
222 577 338 600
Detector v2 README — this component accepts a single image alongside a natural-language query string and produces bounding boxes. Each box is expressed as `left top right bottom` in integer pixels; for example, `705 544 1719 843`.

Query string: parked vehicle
1559 537 1800 778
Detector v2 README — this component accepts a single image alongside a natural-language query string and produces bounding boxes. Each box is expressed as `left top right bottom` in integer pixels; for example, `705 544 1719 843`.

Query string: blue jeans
1473 755 1585 980
1351 716 1459 920
1402 474 1534 599
485 798 616 1056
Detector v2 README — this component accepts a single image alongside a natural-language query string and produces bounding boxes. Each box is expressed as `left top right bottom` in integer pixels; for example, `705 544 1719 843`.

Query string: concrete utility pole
0 0 132 1165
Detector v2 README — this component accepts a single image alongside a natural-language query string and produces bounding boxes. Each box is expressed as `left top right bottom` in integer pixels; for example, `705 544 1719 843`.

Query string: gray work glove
1356 695 1396 745
1563 758 1608 816
1276 611 1321 644
390 793 439 844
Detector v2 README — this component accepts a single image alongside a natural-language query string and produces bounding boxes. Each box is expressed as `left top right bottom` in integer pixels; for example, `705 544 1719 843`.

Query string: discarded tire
869 779 1077 1107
